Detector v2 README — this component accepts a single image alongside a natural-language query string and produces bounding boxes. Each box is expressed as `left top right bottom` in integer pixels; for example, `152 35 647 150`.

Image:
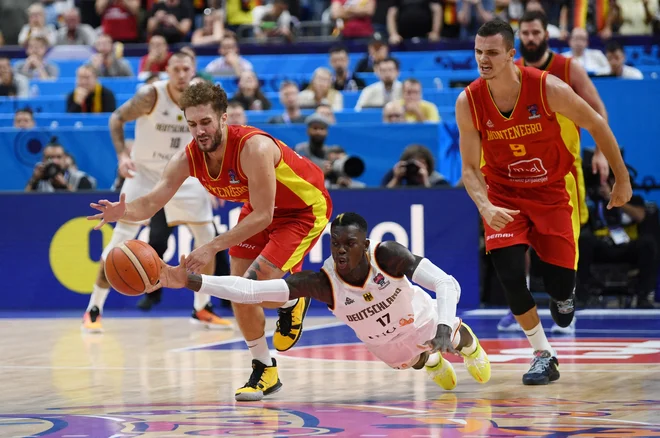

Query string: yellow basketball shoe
273 297 311 352
81 306 103 333
460 323 491 384
425 356 457 390
235 359 283 402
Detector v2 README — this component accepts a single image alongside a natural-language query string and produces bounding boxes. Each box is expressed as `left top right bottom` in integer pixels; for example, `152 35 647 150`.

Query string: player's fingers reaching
89 203 105 212
93 219 107 230
119 193 127 205
87 212 105 221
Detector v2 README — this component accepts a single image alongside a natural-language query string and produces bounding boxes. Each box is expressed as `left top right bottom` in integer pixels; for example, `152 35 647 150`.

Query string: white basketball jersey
322 243 437 346
132 80 191 172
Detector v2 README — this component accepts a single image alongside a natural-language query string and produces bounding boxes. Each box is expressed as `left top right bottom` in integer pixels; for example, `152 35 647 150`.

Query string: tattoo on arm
375 241 423 279
286 271 334 306
110 85 156 156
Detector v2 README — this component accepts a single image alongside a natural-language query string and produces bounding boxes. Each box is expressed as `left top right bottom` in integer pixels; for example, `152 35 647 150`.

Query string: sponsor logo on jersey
373 273 390 290
228 169 240 185
507 157 548 182
345 297 354 305
527 104 541 119
399 315 414 327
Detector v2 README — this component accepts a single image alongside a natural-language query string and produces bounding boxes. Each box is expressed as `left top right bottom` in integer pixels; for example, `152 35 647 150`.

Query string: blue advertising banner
0 189 480 311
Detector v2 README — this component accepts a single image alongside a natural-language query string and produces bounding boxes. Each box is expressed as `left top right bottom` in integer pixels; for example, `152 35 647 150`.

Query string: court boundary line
168 321 345 353
463 308 660 317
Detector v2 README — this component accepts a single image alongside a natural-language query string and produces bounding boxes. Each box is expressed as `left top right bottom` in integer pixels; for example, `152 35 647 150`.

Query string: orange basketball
105 240 161 296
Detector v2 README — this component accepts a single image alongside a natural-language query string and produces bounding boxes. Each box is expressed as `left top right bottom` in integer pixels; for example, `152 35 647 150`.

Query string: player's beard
520 39 548 63
197 129 223 153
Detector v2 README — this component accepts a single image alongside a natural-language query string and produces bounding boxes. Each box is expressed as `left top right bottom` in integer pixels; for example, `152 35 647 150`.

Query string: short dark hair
477 18 515 50
520 10 548 30
170 50 195 63
331 212 368 233
403 78 421 88
400 144 435 171
279 80 298 91
605 40 624 54
375 57 400 70
329 44 348 55
16 107 34 117
180 82 228 116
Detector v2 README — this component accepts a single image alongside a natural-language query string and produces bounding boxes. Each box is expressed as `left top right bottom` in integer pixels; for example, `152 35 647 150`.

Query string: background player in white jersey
82 51 232 333
151 212 491 391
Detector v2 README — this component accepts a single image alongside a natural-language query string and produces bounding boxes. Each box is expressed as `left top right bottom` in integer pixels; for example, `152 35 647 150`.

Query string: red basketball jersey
515 51 571 85
465 66 578 187
186 125 328 212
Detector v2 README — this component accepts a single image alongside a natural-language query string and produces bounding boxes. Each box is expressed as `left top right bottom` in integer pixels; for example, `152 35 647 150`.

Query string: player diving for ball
150 212 491 390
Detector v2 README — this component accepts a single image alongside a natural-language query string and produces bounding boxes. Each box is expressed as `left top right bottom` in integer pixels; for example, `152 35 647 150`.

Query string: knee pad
540 262 575 302
100 221 141 260
490 246 536 316
188 222 216 247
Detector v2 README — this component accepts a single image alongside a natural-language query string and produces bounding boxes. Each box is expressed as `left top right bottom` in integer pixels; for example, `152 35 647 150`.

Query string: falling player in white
151 212 491 390
82 51 232 333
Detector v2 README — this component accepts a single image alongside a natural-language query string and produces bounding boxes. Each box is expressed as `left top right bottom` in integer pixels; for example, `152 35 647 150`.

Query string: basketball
104 240 161 296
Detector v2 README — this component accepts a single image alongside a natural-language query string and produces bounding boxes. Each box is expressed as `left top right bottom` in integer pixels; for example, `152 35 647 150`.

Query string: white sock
246 334 272 366
523 322 554 355
460 329 478 356
194 292 211 311
425 351 441 367
87 284 110 313
280 298 298 309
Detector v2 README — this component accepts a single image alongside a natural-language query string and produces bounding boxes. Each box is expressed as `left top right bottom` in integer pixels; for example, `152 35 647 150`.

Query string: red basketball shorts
483 174 581 270
229 191 333 273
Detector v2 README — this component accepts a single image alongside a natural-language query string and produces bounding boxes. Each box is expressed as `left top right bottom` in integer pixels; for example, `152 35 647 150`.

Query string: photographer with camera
25 138 95 192
294 114 366 189
382 144 449 188
325 146 366 189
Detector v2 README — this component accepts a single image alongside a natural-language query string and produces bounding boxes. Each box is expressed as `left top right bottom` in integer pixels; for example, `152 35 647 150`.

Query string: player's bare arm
184 135 279 273
153 255 334 306
87 149 190 229
544 74 632 207
110 85 157 177
456 91 519 231
375 240 461 354
570 59 611 180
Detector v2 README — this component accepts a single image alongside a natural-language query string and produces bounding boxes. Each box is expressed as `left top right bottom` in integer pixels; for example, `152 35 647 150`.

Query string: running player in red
457 19 631 385
88 82 333 401
496 10 611 334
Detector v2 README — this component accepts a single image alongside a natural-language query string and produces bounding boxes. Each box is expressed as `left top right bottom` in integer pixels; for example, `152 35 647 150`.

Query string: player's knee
540 262 575 302
188 222 216 247
100 222 141 261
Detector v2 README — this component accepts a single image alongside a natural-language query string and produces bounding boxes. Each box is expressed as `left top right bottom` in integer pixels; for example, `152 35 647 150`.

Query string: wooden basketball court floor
2 307 660 437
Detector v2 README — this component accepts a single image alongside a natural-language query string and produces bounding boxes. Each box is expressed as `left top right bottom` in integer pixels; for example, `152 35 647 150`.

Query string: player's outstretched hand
426 324 459 356
185 244 215 274
148 255 188 291
87 193 127 230
608 180 633 209
482 204 519 231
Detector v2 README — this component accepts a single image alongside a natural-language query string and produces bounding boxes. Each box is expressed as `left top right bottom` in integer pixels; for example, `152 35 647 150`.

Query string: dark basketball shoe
550 292 575 328
137 288 162 311
522 350 560 385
